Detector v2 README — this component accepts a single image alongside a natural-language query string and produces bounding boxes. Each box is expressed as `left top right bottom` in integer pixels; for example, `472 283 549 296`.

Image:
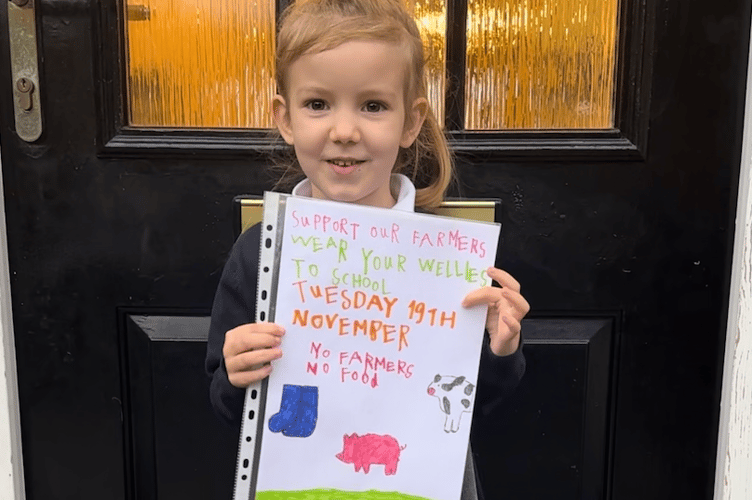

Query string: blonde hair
272 0 454 210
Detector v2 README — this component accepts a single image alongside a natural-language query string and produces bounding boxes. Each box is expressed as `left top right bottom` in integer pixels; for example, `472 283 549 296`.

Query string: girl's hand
223 322 285 388
461 267 530 356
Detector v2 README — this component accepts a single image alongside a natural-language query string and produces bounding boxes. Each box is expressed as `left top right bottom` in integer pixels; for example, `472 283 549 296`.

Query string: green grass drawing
256 489 433 500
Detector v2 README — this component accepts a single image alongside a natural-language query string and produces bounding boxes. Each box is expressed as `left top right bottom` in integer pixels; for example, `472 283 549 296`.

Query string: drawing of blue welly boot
268 384 319 438
282 385 318 438
268 384 300 434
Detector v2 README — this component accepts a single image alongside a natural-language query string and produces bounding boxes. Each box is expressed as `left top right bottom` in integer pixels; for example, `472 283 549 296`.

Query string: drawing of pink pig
335 433 406 475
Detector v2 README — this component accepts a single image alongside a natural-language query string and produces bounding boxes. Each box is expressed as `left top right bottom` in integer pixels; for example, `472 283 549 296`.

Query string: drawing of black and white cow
427 375 475 433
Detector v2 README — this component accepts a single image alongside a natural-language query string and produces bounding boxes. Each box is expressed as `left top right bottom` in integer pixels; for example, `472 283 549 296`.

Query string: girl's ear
400 97 428 148
273 94 295 145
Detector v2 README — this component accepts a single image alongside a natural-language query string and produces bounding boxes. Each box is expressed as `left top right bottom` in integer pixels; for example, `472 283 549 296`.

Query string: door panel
122 314 237 499
119 313 614 500
1 1 748 500
473 317 614 500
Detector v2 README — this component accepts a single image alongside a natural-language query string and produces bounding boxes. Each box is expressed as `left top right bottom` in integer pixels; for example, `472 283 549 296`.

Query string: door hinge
8 0 42 142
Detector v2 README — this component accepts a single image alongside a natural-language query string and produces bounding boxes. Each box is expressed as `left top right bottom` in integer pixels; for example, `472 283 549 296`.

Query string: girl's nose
329 111 361 143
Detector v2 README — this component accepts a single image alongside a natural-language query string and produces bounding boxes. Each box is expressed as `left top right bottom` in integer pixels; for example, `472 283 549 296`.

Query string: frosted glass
126 0 446 128
125 0 619 131
465 0 619 130
125 0 276 128
124 0 444 129
408 0 447 127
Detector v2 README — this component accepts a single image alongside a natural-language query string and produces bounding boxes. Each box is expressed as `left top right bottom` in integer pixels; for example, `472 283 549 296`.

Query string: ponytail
400 108 454 211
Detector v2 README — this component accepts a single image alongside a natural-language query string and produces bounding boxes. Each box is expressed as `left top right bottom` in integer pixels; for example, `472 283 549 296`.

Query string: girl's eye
364 101 386 113
306 100 327 111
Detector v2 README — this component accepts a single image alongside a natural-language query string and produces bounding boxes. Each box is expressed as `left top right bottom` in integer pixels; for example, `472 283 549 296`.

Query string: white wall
713 19 752 500
0 148 25 499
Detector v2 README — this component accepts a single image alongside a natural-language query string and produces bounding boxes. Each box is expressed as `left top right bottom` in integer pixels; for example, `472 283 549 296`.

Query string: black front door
0 0 747 499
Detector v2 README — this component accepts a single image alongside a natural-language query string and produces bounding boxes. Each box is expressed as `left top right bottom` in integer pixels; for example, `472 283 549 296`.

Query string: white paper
255 196 500 500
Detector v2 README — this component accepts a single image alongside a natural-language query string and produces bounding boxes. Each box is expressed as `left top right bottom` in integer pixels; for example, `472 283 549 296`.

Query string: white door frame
713 12 752 499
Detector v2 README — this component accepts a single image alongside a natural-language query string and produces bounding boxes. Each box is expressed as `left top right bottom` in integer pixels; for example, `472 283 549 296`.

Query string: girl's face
274 40 427 208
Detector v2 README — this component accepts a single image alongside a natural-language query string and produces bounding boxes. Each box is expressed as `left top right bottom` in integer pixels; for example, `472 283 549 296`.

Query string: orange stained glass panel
124 0 446 129
465 0 620 130
408 0 447 126
125 0 276 128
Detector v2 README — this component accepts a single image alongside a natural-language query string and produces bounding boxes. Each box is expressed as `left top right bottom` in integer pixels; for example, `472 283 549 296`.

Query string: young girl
205 0 530 497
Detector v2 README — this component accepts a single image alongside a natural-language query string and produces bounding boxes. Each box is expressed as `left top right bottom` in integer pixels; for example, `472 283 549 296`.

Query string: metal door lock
7 0 41 141
16 77 33 111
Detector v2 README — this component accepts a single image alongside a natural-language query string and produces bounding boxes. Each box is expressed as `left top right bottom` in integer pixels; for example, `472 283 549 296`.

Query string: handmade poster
253 194 500 500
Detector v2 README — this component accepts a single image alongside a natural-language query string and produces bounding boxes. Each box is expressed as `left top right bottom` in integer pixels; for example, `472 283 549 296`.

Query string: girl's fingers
462 267 525 309
501 289 531 316
489 316 522 356
461 269 528 356
224 323 285 357
501 315 521 335
224 333 282 358
486 267 521 292
462 286 529 315
230 345 283 368
461 287 502 308
233 322 286 337
223 322 286 387
225 346 283 376
228 363 275 388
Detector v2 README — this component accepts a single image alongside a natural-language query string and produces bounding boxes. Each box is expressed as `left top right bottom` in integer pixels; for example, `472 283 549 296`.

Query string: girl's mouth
328 159 365 173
